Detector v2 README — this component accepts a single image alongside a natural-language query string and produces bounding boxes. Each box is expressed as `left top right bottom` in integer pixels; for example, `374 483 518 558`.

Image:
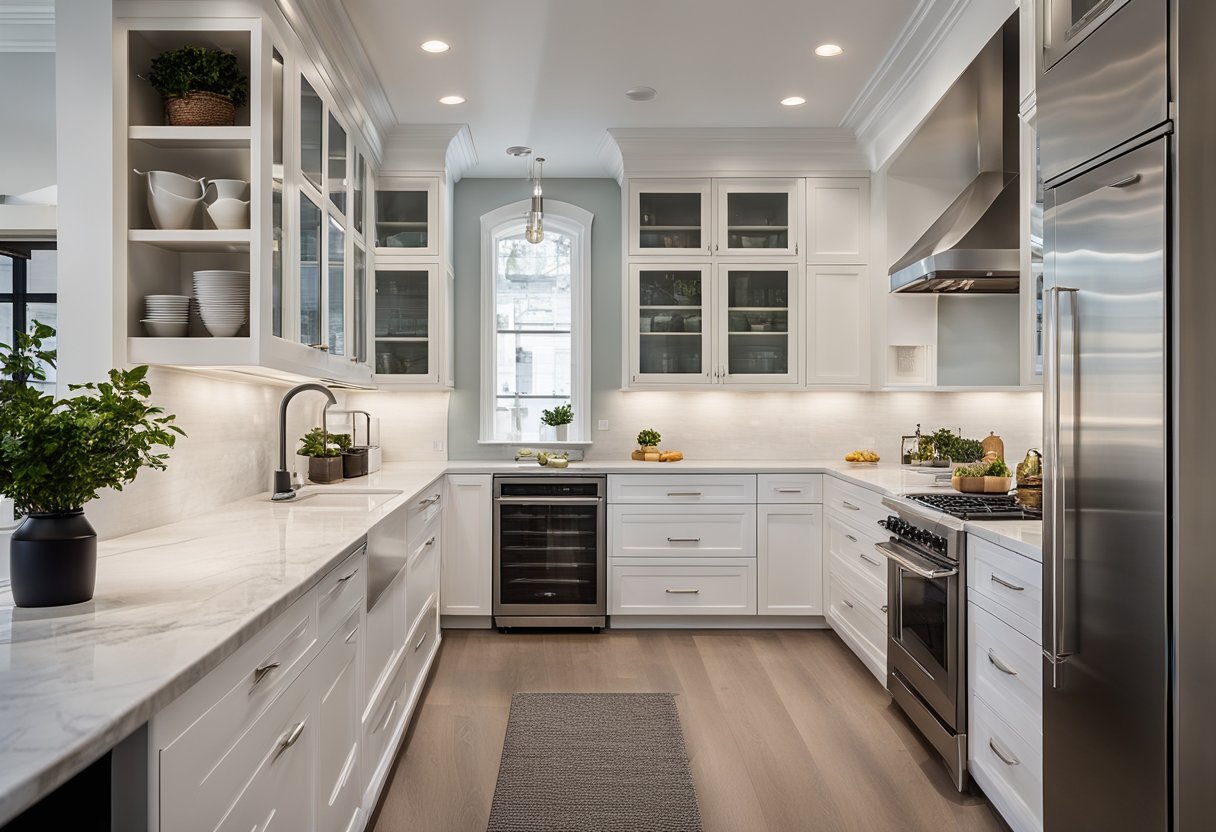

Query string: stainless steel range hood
889 20 1020 294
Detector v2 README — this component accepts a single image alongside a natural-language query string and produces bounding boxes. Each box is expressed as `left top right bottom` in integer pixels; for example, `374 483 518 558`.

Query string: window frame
0 242 57 388
478 199 593 444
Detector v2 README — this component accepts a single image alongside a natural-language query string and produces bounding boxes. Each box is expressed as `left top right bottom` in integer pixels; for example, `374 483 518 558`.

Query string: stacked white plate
192 270 250 337
142 294 191 337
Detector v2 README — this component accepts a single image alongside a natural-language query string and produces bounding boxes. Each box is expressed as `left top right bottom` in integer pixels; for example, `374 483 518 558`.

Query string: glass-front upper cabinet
327 113 347 215
628 264 712 385
299 194 323 347
352 152 366 236
300 78 323 191
628 179 712 257
374 177 439 257
374 264 438 382
717 264 800 385
327 217 345 355
714 179 803 258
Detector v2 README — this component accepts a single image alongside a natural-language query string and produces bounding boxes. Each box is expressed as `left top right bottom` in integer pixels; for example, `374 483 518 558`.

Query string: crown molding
595 131 625 185
607 127 869 178
382 124 478 179
843 0 1017 170
0 5 54 52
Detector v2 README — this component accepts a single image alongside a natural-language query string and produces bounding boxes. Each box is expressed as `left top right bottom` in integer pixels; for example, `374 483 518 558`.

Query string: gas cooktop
903 493 1042 521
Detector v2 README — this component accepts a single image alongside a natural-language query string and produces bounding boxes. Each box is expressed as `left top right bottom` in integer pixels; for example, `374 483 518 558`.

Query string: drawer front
824 478 888 531
827 550 886 618
406 516 440 633
826 515 888 590
608 474 757 504
825 571 886 682
316 608 362 832
163 665 314 832
610 504 757 558
364 571 402 711
317 546 366 640
363 651 410 795
405 481 444 541
970 602 1043 738
968 536 1042 641
757 473 823 504
610 563 757 614
970 695 1044 832
405 599 440 697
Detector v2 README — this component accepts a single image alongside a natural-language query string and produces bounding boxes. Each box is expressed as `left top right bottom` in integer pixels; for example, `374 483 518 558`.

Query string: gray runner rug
487 692 703 832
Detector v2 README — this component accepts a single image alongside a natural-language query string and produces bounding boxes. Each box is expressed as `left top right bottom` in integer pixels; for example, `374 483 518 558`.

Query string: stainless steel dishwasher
493 475 606 630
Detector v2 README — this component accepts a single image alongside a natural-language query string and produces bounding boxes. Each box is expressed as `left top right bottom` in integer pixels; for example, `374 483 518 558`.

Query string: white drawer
405 480 444 540
608 474 756 504
824 477 889 532
405 598 440 697
757 473 823 504
317 545 366 640
610 504 757 558
364 570 403 711
969 602 1042 737
610 562 756 614
970 695 1043 832
827 550 886 617
405 515 440 634
363 648 410 794
825 570 887 683
968 536 1042 641
826 515 888 591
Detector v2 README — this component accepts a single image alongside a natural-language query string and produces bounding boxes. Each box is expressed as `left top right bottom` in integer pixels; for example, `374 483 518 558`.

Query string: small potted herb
0 323 184 607
541 404 574 442
146 45 250 127
332 433 368 479
298 427 344 484
636 428 662 453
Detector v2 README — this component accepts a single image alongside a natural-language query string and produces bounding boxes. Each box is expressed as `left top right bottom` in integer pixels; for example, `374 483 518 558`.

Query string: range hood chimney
889 18 1021 294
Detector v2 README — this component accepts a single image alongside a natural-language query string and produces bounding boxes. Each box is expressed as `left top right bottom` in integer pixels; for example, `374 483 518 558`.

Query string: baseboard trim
607 615 830 630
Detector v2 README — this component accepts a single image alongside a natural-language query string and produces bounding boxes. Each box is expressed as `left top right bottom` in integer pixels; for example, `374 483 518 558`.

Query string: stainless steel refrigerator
1039 0 1216 828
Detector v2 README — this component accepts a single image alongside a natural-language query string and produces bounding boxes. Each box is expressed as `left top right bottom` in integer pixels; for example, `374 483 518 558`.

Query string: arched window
479 200 592 443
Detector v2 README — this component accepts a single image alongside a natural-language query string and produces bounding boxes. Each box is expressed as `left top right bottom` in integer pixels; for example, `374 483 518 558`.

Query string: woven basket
164 91 235 127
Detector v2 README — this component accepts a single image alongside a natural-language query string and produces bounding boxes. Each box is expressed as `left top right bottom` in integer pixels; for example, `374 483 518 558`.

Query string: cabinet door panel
316 610 362 832
718 264 801 385
759 504 823 614
629 179 712 257
714 179 803 258
628 264 713 385
806 178 870 264
373 264 439 383
807 266 870 385
374 177 439 257
442 475 494 616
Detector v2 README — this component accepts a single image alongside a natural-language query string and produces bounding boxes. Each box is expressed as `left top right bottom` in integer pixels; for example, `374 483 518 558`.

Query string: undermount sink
282 489 403 510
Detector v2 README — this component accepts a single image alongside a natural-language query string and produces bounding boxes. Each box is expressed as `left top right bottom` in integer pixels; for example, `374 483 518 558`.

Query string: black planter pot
9 510 98 608
308 455 344 484
342 449 368 479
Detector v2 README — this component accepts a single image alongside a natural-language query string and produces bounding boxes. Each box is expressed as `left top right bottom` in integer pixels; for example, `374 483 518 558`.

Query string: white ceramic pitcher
134 169 205 230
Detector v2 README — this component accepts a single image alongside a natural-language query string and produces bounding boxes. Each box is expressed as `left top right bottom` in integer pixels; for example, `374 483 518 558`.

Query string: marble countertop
964 519 1044 562
0 458 1038 823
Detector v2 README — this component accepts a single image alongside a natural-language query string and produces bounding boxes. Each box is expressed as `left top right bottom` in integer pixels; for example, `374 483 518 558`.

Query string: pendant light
525 157 545 244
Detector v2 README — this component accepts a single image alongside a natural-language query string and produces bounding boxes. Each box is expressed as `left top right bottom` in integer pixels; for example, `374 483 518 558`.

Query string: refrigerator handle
1045 285 1079 688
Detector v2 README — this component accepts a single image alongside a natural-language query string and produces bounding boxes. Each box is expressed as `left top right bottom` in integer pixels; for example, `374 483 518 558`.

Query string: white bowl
148 188 202 230
202 321 244 337
135 169 205 199
141 319 190 337
204 178 248 201
206 198 250 230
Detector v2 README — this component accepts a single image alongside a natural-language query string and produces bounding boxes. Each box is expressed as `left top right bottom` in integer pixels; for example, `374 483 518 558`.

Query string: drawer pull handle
988 738 1021 767
426 536 437 547
273 721 306 761
344 625 360 644
336 570 357 584
859 552 881 566
415 631 429 651
841 501 861 511
667 537 702 543
988 649 1019 676
776 488 804 494
881 604 889 614
842 598 855 609
252 661 281 686
323 569 359 600
418 494 441 507
845 533 859 543
991 575 1026 592
666 492 703 497
665 588 701 594
379 700 398 733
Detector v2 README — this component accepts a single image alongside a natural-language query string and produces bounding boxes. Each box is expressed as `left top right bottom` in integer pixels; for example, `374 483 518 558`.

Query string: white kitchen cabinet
609 504 758 559
756 474 823 504
608 474 757 505
971 695 1043 832
713 179 803 259
629 264 714 384
629 179 712 257
441 474 494 619
825 570 887 685
807 265 871 386
717 263 802 385
758 504 823 615
405 515 441 634
805 178 871 264
374 176 439 258
610 561 757 615
315 608 363 832
372 262 440 383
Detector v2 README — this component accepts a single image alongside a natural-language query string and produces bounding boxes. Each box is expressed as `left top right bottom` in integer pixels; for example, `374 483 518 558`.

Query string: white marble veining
0 458 1038 824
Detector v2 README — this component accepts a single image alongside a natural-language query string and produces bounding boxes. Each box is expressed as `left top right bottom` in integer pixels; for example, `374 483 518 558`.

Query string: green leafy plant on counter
637 428 662 448
146 45 249 107
952 460 1012 478
0 322 184 514
541 404 573 427
298 427 343 458
917 428 984 463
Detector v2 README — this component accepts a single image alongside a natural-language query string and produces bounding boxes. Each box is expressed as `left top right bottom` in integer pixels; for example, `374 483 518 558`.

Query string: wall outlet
431 440 445 452
597 420 610 431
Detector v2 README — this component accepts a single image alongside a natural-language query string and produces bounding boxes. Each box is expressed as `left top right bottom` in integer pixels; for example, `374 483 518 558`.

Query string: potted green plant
541 404 573 442
636 428 662 454
331 432 368 479
298 427 344 484
146 45 250 127
0 323 184 607
916 428 984 468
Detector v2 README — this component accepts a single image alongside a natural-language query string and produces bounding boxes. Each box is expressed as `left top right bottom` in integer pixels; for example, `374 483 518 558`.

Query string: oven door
877 539 962 729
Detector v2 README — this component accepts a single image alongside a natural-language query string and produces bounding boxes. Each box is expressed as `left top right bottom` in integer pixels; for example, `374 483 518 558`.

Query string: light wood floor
371 628 1006 832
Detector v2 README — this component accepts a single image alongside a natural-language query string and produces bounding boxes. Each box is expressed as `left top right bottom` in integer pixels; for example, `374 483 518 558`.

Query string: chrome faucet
351 410 372 447
272 383 338 501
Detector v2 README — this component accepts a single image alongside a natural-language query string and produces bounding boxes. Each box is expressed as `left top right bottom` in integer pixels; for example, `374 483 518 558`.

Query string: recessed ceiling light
625 86 657 102
439 95 465 105
815 43 844 57
506 146 533 157
781 96 807 107
420 40 450 53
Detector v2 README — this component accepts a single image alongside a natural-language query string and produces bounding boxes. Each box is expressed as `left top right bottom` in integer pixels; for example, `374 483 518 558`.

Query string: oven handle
874 540 958 580
496 496 603 505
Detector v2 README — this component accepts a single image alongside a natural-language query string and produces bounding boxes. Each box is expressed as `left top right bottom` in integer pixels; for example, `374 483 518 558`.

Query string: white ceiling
342 0 921 177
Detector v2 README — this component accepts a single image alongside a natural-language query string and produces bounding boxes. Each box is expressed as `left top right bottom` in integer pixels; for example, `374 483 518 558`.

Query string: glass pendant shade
525 158 545 244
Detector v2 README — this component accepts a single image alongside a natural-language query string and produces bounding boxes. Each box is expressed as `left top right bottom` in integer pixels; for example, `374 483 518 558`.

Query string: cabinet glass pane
375 340 428 375
299 194 322 345
272 182 283 337
328 114 347 214
353 153 365 235
726 270 790 375
300 78 323 190
727 334 789 375
327 216 345 355
271 50 284 171
637 269 703 374
726 192 789 250
639 336 703 375
375 190 428 248
638 192 701 250
375 270 428 338
353 245 366 363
